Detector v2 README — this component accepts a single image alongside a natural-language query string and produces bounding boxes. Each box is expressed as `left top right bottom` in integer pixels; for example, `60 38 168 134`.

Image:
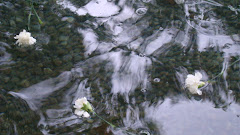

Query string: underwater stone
61 17 75 23
35 33 50 45
2 68 11 74
47 26 55 34
67 17 75 23
48 98 58 104
3 77 10 83
15 17 23 23
59 36 69 41
37 63 43 68
9 20 16 27
87 119 94 123
60 41 68 45
0 50 4 56
73 54 82 62
53 59 62 66
44 68 53 75
59 26 71 33
231 34 240 42
11 77 20 83
34 67 43 75
50 40 59 45
174 0 184 4
63 55 72 62
20 79 30 87
142 0 151 3
56 49 65 55
32 25 41 31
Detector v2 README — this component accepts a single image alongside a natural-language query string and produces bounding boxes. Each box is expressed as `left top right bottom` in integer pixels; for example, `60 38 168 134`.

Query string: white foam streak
109 51 151 94
9 71 72 110
112 6 138 22
57 0 120 17
9 72 93 134
197 33 234 52
124 106 143 128
78 29 99 56
84 0 120 17
144 29 176 55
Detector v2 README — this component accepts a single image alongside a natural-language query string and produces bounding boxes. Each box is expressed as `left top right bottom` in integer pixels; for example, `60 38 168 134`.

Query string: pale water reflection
0 42 14 66
57 0 120 17
145 98 240 135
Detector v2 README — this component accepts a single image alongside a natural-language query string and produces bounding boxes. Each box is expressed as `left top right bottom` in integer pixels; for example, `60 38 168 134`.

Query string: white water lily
185 72 205 95
73 97 92 118
14 30 36 46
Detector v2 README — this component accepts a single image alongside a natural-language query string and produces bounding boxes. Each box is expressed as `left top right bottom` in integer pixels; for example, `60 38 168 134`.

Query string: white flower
74 109 90 118
174 0 185 4
14 30 36 46
73 97 92 118
185 72 205 95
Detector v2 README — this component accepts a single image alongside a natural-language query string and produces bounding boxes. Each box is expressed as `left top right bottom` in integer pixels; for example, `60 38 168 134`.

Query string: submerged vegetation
0 0 240 134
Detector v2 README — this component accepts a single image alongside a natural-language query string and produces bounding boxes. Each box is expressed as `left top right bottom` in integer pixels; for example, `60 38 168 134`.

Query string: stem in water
92 111 116 128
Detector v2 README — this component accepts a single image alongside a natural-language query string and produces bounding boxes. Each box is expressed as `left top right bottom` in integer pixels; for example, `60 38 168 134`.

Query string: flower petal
14 30 36 46
188 86 198 94
82 112 90 118
74 98 85 108
75 109 84 116
197 90 202 95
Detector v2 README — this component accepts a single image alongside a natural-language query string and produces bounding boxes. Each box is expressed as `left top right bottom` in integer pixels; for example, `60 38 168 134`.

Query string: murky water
0 0 240 134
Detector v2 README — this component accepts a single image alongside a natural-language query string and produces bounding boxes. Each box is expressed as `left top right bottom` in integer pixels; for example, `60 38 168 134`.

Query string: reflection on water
57 0 120 17
1 0 240 134
145 98 240 135
0 42 14 66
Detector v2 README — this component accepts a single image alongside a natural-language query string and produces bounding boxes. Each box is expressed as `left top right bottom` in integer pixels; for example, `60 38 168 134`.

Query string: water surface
0 0 240 134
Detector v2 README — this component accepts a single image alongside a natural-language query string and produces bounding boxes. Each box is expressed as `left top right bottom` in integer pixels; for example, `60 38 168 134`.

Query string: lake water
0 0 240 134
